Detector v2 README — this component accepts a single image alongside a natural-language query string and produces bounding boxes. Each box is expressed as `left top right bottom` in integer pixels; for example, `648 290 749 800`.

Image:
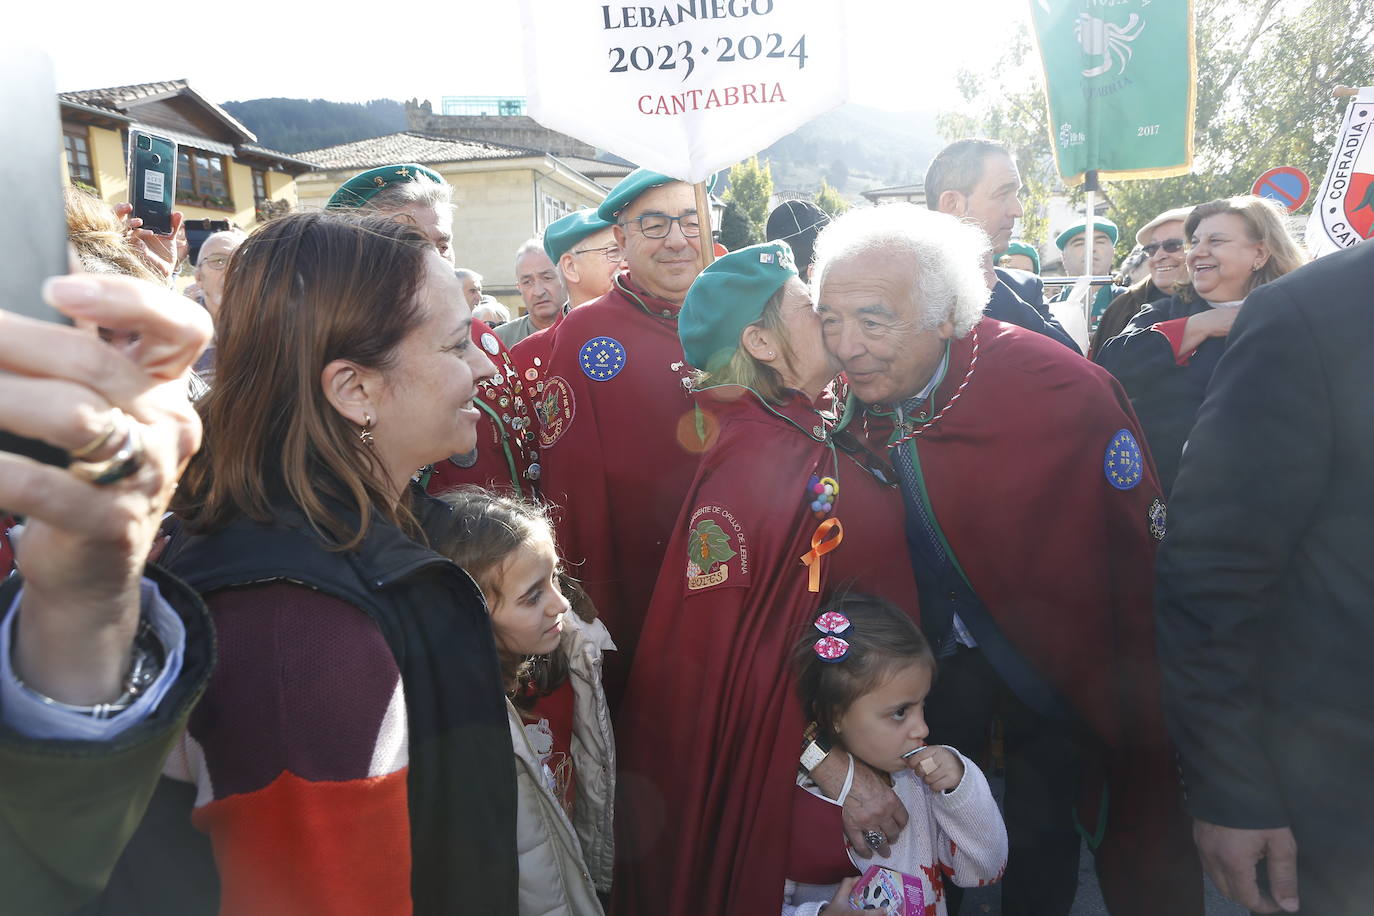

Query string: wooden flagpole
694 181 716 271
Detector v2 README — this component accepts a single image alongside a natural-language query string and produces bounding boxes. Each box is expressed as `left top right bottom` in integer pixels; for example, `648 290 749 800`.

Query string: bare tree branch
1213 0 1284 99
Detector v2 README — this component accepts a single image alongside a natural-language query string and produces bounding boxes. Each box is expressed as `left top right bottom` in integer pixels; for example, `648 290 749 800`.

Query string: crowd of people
1 134 1370 916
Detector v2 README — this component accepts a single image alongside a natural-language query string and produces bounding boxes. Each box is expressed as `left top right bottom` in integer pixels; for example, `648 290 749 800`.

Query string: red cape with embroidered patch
866 318 1201 916
536 273 707 709
426 319 536 498
614 387 918 916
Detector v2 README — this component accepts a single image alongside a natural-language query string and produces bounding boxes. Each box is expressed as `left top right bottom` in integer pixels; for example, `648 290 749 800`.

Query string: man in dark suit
1157 239 1374 915
926 139 1081 353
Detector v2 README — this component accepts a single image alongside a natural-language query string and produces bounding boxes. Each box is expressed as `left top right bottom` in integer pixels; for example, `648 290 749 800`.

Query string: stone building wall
405 100 596 158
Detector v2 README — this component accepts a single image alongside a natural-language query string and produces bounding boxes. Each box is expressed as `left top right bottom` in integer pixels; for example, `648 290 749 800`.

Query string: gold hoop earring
359 413 375 446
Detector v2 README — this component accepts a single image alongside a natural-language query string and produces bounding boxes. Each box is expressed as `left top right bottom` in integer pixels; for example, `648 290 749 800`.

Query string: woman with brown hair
1096 196 1305 494
135 209 518 914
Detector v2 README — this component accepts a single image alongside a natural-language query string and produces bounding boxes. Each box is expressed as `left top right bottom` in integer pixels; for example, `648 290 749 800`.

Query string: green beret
326 164 446 210
1055 216 1120 250
597 168 677 221
544 209 615 263
679 241 797 372
1001 240 1040 273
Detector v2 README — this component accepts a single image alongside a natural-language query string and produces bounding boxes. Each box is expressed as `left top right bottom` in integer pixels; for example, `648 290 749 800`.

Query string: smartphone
184 218 232 265
0 43 75 468
127 130 177 236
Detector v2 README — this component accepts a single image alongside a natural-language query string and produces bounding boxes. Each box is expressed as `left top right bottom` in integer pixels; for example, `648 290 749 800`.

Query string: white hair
812 203 990 338
366 174 453 214
472 296 511 325
455 267 483 285
514 237 546 265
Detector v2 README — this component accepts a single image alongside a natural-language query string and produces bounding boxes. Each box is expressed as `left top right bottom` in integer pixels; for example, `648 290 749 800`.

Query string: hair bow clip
814 611 851 634
812 611 853 663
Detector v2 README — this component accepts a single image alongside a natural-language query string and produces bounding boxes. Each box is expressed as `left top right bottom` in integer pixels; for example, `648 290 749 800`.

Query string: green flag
1029 0 1196 184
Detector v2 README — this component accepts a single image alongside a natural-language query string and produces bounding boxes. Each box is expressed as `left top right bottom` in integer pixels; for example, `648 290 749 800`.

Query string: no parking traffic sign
1252 166 1311 212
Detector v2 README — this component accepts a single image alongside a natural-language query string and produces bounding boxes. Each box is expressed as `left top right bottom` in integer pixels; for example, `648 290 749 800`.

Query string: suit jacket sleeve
1155 282 1329 828
988 279 1082 354
1094 301 1178 391
0 564 214 913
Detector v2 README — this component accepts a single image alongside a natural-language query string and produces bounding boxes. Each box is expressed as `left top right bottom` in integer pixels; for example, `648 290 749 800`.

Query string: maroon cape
614 387 918 916
426 319 536 498
536 272 706 708
865 318 1200 916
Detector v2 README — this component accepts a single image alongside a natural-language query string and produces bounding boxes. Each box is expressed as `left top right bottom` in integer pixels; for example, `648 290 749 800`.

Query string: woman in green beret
614 243 920 916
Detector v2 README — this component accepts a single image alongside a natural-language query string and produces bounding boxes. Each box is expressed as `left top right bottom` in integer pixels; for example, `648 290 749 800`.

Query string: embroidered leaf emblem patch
690 519 736 568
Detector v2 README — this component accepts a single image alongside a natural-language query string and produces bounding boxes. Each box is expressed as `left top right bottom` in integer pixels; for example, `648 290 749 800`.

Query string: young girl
785 595 1007 916
433 487 616 916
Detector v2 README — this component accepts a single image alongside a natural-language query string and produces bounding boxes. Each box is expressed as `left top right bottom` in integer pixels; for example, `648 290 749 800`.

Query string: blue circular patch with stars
1104 428 1144 490
579 336 627 381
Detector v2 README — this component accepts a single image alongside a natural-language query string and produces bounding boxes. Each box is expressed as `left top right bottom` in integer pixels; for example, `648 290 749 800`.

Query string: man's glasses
1142 239 1186 257
199 255 230 270
573 245 624 262
623 214 701 239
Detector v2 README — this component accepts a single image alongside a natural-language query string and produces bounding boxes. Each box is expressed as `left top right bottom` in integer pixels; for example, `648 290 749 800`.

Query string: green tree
722 155 774 245
815 180 850 217
718 200 753 251
937 0 1374 248
1108 0 1374 236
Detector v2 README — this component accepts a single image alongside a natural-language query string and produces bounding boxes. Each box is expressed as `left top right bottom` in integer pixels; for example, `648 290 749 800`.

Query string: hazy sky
41 0 1032 114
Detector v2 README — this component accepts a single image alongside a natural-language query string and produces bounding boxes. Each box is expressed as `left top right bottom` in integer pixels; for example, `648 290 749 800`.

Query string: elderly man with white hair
809 204 1201 916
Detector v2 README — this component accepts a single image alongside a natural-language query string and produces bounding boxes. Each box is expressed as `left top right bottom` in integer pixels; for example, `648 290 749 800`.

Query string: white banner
1305 87 1374 258
517 0 848 182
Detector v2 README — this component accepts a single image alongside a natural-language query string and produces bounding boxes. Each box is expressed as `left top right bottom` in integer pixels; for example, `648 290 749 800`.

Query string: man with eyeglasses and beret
1089 207 1193 357
533 168 709 711
509 209 625 409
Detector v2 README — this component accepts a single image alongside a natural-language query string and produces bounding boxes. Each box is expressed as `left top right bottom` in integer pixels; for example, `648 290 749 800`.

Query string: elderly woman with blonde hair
1096 195 1305 493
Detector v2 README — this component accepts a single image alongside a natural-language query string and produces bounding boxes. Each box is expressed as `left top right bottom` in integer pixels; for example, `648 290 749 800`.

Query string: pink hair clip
813 611 853 663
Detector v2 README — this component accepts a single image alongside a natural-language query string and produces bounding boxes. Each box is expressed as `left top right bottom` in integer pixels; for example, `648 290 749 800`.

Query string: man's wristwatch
800 720 833 772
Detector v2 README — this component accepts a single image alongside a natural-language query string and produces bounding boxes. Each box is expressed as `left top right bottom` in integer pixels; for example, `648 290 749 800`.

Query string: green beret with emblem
326 164 446 210
1054 216 1120 250
679 241 797 372
597 168 678 221
544 209 615 263
1002 240 1040 273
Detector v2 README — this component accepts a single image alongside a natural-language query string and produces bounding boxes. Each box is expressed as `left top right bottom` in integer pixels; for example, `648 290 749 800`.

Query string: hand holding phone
115 202 186 281
127 130 178 237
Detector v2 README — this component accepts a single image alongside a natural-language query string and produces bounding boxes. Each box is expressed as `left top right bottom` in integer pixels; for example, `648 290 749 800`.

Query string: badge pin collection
474 333 541 481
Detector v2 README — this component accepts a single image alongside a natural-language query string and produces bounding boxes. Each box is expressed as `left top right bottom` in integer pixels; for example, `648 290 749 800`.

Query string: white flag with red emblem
1306 87 1374 258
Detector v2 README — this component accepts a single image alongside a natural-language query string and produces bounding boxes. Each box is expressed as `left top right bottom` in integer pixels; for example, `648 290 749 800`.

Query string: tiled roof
555 156 634 178
298 132 540 170
238 144 318 170
61 80 189 109
60 80 257 143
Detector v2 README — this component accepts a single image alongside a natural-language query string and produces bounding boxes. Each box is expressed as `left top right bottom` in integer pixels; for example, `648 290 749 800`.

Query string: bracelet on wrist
13 615 166 719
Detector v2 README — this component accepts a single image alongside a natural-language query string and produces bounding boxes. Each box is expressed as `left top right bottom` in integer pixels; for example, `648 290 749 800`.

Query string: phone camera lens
137 135 152 150
150 154 161 165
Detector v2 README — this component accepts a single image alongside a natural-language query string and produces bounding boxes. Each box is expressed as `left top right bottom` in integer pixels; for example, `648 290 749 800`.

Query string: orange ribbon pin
799 517 844 592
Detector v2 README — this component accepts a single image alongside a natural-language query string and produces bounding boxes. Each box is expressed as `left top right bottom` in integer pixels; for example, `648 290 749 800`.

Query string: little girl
784 595 1007 916
433 487 616 916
